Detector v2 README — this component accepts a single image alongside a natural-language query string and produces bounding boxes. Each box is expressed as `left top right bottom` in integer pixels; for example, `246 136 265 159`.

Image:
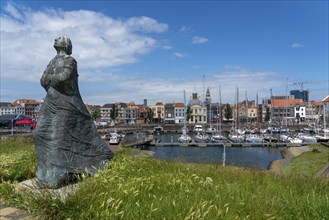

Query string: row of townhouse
203 95 329 127
95 91 208 125
269 96 328 124
2 94 328 126
0 99 40 118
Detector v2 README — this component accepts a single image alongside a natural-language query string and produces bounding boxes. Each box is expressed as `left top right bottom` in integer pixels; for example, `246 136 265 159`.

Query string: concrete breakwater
269 146 310 174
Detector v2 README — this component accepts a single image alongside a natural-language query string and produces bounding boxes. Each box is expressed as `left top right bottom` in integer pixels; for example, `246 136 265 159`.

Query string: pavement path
0 199 34 220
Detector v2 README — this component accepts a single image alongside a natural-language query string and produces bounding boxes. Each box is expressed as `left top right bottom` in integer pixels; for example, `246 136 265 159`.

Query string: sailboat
206 100 217 134
212 85 226 143
194 128 210 143
205 87 217 134
228 85 244 143
244 92 263 143
315 96 329 142
178 90 192 143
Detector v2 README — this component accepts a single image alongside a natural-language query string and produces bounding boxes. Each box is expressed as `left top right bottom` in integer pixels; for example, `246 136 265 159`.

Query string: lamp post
11 119 14 135
222 144 226 167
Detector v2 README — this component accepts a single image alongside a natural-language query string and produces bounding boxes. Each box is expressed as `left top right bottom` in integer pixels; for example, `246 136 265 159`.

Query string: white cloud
4 2 24 20
224 65 242 70
102 68 286 105
179 25 194 33
291 43 304 48
0 3 168 84
173 52 188 58
162 45 172 50
192 36 208 44
125 16 168 33
213 69 285 103
86 67 286 105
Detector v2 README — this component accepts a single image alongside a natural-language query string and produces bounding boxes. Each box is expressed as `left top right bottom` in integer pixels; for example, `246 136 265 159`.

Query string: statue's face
54 35 72 55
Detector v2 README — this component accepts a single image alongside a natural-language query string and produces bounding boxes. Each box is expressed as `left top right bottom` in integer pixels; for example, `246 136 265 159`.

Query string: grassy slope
60 152 328 220
0 137 36 182
1 139 329 219
282 144 329 177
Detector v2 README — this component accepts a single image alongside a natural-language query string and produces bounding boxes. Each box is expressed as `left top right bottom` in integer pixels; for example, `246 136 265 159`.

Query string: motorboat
245 134 263 143
263 134 278 143
194 133 210 143
193 124 203 133
206 126 217 134
280 134 302 144
287 136 303 144
178 133 192 143
315 129 329 142
297 133 317 143
211 132 226 143
228 133 244 143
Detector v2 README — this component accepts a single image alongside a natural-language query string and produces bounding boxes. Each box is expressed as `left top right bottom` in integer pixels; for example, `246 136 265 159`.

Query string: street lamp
11 119 14 135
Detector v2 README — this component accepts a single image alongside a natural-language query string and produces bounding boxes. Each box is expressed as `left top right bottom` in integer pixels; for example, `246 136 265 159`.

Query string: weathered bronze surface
34 36 113 189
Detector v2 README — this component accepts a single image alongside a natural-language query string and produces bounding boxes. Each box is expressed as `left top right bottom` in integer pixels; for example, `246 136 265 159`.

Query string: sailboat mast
256 93 259 129
324 103 326 130
285 78 288 128
236 85 239 129
245 91 248 129
219 84 222 134
183 90 187 134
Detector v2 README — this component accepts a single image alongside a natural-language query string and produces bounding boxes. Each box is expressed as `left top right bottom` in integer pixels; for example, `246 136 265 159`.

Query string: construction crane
290 80 321 91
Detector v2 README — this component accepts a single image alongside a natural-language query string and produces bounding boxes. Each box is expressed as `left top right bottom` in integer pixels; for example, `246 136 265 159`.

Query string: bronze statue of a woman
34 36 114 188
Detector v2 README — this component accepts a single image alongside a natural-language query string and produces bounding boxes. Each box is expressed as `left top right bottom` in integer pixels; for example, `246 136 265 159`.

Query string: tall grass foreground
0 138 328 219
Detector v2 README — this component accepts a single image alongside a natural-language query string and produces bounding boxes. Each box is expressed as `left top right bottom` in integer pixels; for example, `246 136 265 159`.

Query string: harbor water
144 145 282 170
129 133 283 170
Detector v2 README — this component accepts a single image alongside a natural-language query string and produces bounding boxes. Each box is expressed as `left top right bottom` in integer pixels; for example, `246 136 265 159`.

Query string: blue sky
1 0 328 105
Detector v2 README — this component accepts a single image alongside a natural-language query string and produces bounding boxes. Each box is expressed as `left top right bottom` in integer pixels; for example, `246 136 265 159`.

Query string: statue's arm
40 66 51 91
49 58 77 88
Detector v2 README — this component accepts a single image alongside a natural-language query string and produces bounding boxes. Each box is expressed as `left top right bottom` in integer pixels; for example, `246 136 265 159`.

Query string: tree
91 109 100 120
147 108 154 123
186 106 192 122
110 105 117 120
224 103 233 120
265 106 271 121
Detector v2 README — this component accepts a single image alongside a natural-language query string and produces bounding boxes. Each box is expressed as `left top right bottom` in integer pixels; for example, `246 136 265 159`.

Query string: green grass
282 144 329 177
1 139 329 219
0 137 37 182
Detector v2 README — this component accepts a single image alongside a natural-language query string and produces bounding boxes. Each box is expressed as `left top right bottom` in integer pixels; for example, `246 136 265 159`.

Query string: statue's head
54 35 72 55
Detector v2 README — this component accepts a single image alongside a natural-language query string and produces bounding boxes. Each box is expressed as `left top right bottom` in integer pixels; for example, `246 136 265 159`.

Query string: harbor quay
96 122 309 135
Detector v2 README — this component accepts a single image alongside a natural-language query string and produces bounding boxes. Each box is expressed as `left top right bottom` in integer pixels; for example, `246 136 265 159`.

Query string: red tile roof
312 101 323 106
272 99 304 107
175 103 184 107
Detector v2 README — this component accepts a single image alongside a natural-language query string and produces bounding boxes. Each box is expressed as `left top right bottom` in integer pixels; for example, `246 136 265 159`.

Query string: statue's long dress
34 55 113 188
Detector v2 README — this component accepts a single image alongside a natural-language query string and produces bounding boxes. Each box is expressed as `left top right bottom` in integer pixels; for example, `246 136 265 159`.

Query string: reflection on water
143 146 282 170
